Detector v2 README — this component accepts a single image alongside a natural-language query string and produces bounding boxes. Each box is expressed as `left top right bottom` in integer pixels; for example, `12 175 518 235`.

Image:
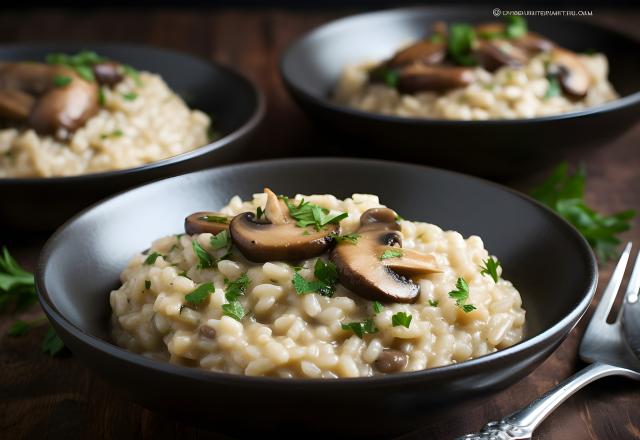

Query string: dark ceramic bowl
0 42 264 234
37 158 597 438
280 7 640 179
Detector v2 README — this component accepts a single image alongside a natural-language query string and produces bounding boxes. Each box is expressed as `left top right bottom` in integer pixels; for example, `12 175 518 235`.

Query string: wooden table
1 8 639 440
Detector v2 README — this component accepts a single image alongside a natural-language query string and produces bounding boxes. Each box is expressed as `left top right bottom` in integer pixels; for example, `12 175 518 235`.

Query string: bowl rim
36 157 598 388
279 5 640 126
0 40 266 184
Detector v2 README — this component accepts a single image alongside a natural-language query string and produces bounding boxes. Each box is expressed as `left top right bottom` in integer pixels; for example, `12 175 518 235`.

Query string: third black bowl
280 7 640 179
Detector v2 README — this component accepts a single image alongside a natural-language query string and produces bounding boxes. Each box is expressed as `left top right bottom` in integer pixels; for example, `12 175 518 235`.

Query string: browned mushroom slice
185 212 231 235
0 89 35 121
474 40 529 72
548 48 591 99
92 61 124 87
397 64 475 93
375 349 409 373
512 32 555 54
229 188 339 263
389 40 446 68
330 207 441 303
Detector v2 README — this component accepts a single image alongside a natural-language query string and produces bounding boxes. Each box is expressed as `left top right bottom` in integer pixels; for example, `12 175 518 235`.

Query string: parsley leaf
42 326 65 356
224 274 250 302
292 260 339 297
391 312 412 328
143 251 162 265
505 15 527 39
122 92 138 101
256 206 265 219
531 163 636 261
192 240 214 269
52 75 72 87
332 233 360 244
372 301 384 314
98 86 106 106
480 257 501 283
544 75 562 99
210 230 231 250
222 301 245 321
428 299 439 307
448 23 477 66
380 249 403 260
0 246 37 311
341 319 378 338
280 197 348 230
448 277 476 313
185 282 215 305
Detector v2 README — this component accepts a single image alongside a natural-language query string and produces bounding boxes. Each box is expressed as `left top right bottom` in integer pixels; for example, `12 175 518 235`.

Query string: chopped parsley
42 327 66 356
448 23 477 66
292 259 339 297
52 75 72 87
210 230 230 250
341 319 377 338
122 92 138 101
144 280 151 290
380 249 403 260
281 196 348 230
372 301 384 314
505 15 527 39
391 312 412 328
222 301 245 321
45 50 106 83
224 274 250 302
448 277 476 313
256 206 265 219
332 233 360 244
101 129 124 139
185 282 215 305
544 75 562 99
199 214 228 224
480 257 501 283
143 252 162 265
428 299 439 307
98 86 106 106
192 240 214 269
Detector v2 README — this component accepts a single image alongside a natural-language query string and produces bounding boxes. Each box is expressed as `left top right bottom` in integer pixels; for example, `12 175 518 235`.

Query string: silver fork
458 242 640 440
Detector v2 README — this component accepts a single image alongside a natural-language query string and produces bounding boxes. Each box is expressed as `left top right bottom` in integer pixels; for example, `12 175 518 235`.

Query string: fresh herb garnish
341 319 378 338
0 247 37 311
531 163 636 260
448 277 476 313
380 249 403 260
222 301 245 321
98 86 106 106
42 327 66 356
372 301 383 314
52 75 72 87
143 251 162 265
292 259 339 297
480 256 501 283
256 206 265 219
210 230 230 250
46 50 106 83
224 274 250 302
192 240 214 269
391 311 412 328
122 92 138 101
448 23 477 66
199 215 228 224
101 129 124 139
281 197 348 230
505 15 527 39
544 75 562 99
428 299 439 307
144 280 151 290
185 282 215 305
332 232 360 244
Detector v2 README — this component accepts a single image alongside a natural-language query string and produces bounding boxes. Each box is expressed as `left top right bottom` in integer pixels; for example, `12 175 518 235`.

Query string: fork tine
625 248 640 304
590 242 632 325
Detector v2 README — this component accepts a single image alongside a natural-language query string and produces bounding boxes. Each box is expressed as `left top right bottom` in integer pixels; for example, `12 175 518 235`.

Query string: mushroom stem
263 188 289 225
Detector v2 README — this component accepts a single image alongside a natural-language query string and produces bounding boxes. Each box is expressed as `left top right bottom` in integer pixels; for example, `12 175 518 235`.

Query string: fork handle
457 362 636 440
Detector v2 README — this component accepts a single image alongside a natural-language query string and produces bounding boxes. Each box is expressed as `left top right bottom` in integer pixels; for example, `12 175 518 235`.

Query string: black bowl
37 158 597 438
280 7 640 179
0 42 264 234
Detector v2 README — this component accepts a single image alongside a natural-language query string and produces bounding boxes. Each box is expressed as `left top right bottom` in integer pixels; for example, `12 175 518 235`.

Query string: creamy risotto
0 52 210 177
110 191 525 378
333 17 618 120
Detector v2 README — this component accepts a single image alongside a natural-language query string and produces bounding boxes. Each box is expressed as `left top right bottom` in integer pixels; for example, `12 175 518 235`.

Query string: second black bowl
280 7 640 179
0 42 264 234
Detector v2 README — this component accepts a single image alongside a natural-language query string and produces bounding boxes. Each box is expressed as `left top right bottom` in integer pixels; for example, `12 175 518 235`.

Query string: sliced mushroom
397 64 476 93
330 208 440 303
0 89 35 121
548 48 591 99
512 32 555 54
185 212 231 235
92 61 124 87
474 40 529 72
375 349 409 373
0 62 99 135
389 40 446 68
229 188 340 263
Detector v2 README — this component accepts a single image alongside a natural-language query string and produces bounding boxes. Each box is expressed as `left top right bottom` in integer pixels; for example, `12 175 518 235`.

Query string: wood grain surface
0 7 639 440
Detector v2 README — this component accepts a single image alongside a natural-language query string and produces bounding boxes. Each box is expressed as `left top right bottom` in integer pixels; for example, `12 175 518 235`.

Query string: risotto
110 190 526 378
0 52 210 177
333 17 618 120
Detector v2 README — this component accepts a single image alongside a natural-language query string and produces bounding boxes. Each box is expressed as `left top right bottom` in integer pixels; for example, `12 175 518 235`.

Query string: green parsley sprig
480 256 501 283
292 259 339 297
280 196 348 230
380 249 403 260
222 274 250 321
448 277 476 313
341 319 378 338
391 311 412 328
531 163 636 261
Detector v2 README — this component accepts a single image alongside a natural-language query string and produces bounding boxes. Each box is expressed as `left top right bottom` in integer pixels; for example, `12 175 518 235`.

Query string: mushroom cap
185 212 230 235
330 208 440 303
230 212 338 263
92 61 124 87
397 64 475 93
548 48 591 99
0 89 35 121
474 40 529 72
389 40 446 68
